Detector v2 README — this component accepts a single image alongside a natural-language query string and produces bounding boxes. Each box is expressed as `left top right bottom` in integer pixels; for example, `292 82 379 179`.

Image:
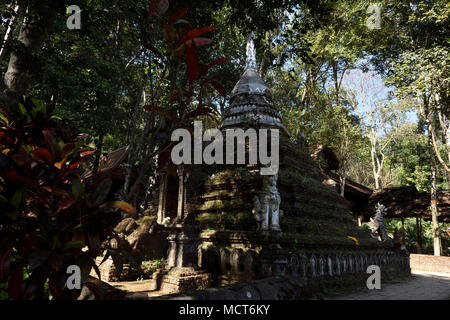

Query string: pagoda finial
245 32 257 70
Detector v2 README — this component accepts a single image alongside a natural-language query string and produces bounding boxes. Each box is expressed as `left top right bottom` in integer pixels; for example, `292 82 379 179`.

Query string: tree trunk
424 97 442 256
122 85 144 199
142 174 156 212
416 217 422 253
401 216 406 248
357 215 363 227
332 61 339 105
0 3 20 63
370 136 381 189
1 3 57 108
436 104 450 186
301 69 311 108
339 174 345 197
92 132 105 181
446 125 450 187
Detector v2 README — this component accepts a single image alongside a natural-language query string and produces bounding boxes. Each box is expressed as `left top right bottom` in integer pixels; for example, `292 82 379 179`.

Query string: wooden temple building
311 145 450 224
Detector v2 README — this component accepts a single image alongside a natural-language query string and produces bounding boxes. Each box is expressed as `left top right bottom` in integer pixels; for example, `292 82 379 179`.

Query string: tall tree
343 70 403 190
0 1 63 108
375 0 450 255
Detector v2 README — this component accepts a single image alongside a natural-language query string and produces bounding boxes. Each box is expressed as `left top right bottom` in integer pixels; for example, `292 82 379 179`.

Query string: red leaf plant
0 100 135 300
142 0 234 130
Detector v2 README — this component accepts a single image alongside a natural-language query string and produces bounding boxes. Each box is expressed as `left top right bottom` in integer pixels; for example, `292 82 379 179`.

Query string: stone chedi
149 33 410 292
220 32 286 233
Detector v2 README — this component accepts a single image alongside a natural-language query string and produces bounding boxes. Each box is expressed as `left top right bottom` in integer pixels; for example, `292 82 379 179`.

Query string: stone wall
410 254 450 273
94 255 143 282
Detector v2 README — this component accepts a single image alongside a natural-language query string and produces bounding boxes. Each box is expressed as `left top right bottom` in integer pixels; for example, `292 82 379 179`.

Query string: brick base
159 267 211 294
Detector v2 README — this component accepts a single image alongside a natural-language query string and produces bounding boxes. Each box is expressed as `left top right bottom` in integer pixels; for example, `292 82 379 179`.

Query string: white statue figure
252 174 283 232
368 202 392 242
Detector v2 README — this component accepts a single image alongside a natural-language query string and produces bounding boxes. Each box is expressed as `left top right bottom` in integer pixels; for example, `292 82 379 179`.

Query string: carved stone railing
285 251 410 279
199 245 410 282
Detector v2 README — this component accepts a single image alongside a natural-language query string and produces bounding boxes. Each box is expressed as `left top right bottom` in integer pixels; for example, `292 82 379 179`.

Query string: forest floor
325 270 450 300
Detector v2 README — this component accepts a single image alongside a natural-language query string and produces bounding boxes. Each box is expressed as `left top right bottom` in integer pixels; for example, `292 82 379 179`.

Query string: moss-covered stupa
153 33 410 291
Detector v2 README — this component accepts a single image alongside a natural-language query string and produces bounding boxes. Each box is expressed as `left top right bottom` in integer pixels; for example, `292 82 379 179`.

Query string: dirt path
326 271 450 300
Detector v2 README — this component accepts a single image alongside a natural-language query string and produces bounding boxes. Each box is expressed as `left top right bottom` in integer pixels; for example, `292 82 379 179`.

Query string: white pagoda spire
245 32 258 70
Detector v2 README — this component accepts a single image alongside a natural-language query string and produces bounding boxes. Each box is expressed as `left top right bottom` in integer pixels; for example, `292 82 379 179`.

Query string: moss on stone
135 215 156 225
197 210 257 231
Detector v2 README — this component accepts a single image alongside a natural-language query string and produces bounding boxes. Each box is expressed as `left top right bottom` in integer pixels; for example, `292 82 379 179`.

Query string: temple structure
363 186 450 223
145 34 410 294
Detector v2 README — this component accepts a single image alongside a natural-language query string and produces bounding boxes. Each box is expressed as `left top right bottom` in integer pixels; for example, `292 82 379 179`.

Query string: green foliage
197 210 256 231
27 1 151 149
386 119 449 192
385 218 450 253
388 124 430 191
387 46 450 100
139 258 165 280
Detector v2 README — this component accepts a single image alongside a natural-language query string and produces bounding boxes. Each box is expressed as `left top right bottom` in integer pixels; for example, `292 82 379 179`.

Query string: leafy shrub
0 100 134 300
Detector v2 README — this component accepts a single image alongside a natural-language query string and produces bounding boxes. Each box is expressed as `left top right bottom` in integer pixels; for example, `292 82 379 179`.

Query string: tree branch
430 121 450 173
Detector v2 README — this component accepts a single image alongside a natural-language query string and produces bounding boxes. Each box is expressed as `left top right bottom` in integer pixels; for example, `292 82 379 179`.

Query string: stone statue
368 203 392 242
252 174 283 232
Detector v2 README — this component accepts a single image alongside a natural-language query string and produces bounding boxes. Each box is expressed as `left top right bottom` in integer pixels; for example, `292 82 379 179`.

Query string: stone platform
158 267 211 294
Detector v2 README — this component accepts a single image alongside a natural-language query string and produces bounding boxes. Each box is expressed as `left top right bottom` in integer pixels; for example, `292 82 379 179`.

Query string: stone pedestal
160 224 211 293
166 224 199 268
